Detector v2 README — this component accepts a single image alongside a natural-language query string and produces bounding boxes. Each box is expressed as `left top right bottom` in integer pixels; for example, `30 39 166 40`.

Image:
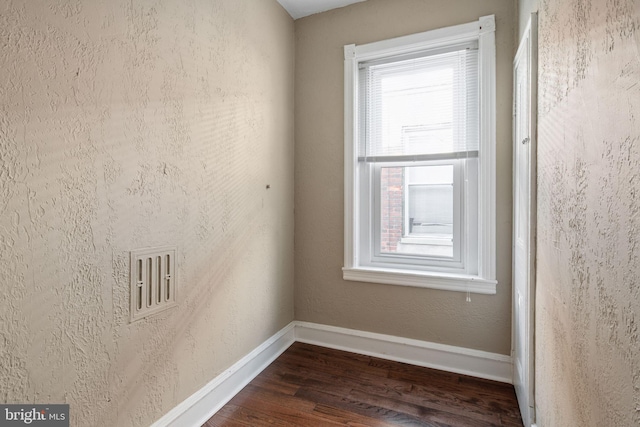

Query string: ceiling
276 0 368 19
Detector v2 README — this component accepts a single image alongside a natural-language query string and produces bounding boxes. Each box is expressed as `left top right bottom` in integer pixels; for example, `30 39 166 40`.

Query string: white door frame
512 12 537 427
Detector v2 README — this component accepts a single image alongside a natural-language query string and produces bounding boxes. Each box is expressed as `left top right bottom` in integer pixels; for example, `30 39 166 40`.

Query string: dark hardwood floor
203 342 523 427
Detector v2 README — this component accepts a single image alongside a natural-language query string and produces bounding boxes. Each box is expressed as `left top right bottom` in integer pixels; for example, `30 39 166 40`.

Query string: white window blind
359 42 479 163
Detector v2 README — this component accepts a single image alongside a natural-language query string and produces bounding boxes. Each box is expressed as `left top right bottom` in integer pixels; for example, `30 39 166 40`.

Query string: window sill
342 267 497 295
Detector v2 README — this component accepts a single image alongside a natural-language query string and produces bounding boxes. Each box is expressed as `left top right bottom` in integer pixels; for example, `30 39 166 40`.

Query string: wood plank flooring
202 342 523 427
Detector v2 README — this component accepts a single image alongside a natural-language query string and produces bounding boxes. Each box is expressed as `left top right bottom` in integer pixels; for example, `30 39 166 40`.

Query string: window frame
343 15 497 295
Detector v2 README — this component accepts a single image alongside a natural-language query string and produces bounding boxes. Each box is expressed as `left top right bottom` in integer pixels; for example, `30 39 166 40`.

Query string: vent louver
130 247 177 322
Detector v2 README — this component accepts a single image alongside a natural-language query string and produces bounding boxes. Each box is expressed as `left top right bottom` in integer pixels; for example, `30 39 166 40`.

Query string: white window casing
343 15 497 295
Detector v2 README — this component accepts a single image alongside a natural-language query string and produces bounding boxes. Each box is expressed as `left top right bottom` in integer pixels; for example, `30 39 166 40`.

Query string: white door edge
512 11 538 427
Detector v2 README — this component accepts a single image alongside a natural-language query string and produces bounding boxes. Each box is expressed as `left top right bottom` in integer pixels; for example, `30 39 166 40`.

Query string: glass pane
380 165 454 258
378 68 454 156
360 45 479 160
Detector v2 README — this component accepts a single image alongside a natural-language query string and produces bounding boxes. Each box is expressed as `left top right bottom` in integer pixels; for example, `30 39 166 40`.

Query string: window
343 16 497 294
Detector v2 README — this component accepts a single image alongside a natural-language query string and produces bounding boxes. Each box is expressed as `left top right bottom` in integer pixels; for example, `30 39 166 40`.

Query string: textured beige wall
294 0 516 355
0 1 294 426
536 0 640 425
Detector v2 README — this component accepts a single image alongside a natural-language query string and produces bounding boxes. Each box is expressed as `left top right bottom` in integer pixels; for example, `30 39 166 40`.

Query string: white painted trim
477 15 497 282
512 12 538 427
342 267 497 294
152 321 512 426
344 43 358 274
295 322 512 384
352 19 480 62
150 323 296 427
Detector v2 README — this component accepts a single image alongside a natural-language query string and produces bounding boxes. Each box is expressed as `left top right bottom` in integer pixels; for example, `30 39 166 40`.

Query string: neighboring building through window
343 16 497 294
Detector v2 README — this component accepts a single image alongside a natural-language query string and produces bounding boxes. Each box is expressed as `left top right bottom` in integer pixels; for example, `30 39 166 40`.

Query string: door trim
512 11 538 427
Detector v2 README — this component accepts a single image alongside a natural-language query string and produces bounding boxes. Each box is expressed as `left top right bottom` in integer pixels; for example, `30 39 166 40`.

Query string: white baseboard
151 321 512 426
294 321 512 384
150 323 296 427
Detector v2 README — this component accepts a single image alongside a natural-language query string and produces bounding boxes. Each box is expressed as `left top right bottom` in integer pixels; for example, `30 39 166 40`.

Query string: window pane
380 165 454 258
380 167 404 254
379 67 454 156
408 185 453 236
359 45 479 161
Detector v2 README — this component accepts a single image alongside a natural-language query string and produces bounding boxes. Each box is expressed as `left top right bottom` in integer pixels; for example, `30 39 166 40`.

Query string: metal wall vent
130 246 177 322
